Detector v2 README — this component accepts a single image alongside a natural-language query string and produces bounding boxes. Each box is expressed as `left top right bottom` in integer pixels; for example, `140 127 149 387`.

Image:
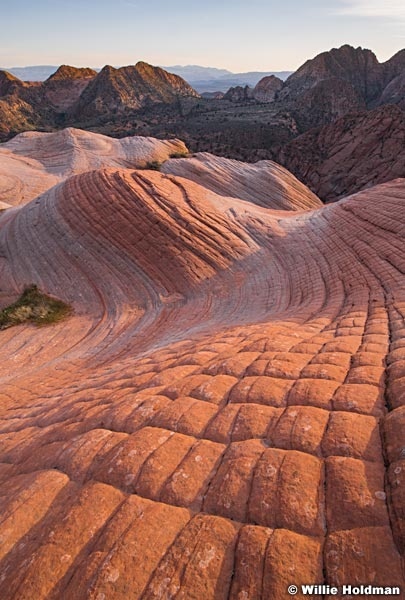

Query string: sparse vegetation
169 151 189 159
0 285 72 330
144 160 162 171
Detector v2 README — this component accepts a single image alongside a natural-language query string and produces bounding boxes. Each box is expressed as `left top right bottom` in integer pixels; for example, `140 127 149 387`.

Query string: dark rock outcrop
223 85 253 103
279 45 381 104
276 45 405 131
0 70 25 97
278 104 405 201
70 62 200 120
253 75 283 102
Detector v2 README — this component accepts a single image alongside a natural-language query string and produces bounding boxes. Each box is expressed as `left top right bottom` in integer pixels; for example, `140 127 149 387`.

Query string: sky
1 0 405 71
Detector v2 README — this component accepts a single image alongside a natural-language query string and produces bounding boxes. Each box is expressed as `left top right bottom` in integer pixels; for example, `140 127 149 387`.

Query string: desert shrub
0 285 72 330
169 152 188 159
144 161 162 171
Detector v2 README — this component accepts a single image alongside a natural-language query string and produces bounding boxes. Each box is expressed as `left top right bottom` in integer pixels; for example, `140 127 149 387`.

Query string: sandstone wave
0 127 187 206
0 161 404 598
162 152 322 210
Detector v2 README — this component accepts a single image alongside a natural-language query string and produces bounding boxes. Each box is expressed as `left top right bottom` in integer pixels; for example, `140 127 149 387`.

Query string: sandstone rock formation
277 44 405 131
0 62 199 140
0 127 187 205
379 71 405 110
278 104 405 202
47 65 97 81
253 74 283 102
223 84 253 102
41 65 97 111
162 152 322 210
223 75 283 104
0 66 97 139
0 70 26 97
0 96 39 140
69 62 200 121
0 136 405 597
279 44 381 104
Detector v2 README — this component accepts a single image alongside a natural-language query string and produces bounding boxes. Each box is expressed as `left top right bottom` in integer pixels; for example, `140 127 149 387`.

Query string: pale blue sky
1 0 405 70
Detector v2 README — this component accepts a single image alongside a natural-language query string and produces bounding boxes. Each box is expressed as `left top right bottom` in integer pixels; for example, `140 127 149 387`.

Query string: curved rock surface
162 152 322 210
0 128 187 206
0 162 405 598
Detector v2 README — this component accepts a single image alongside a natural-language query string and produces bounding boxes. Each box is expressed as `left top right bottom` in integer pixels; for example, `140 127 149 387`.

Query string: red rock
0 150 404 597
253 75 283 102
162 152 322 210
0 127 188 206
269 406 329 456
325 457 389 531
262 529 323 599
278 104 405 202
141 514 238 600
322 412 382 462
324 527 403 589
288 378 340 410
387 460 405 551
332 383 386 416
229 525 272 599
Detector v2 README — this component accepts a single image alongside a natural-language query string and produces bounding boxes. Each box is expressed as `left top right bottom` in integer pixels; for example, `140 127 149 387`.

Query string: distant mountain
253 75 284 102
162 66 293 93
0 66 99 138
0 62 199 139
276 44 405 131
162 65 232 80
223 75 284 103
2 44 405 203
4 64 293 93
70 62 200 121
4 65 60 81
47 65 97 81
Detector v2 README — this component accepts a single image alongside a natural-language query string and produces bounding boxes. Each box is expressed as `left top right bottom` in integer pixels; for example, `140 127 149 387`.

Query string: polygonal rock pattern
0 154 405 599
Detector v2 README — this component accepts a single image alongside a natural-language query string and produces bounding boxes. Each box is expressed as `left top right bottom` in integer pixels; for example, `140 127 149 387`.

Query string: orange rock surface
162 152 322 210
0 127 187 206
0 136 404 598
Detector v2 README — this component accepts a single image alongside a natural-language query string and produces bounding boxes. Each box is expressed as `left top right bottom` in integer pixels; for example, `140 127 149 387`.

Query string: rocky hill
279 45 381 103
0 62 200 140
277 104 405 201
40 66 98 111
0 66 97 136
224 75 283 104
0 95 40 139
69 62 200 121
276 44 405 130
46 65 97 82
0 70 26 96
223 85 253 102
253 75 283 102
